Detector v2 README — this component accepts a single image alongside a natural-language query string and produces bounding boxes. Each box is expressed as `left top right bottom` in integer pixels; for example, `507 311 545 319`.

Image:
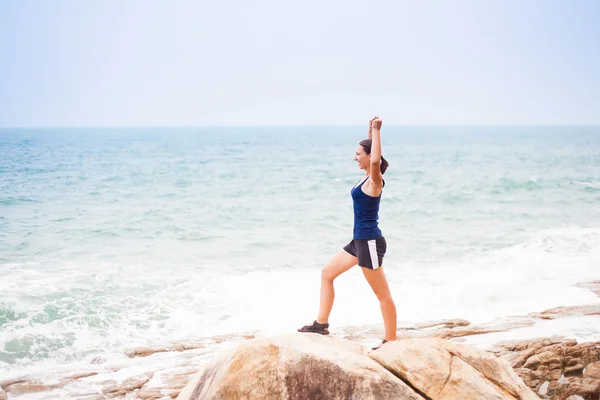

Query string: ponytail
380 155 389 175
359 139 389 175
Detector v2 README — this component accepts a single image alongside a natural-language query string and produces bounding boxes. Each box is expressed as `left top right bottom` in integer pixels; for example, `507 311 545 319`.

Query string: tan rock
452 322 536 339
126 340 208 358
3 380 63 396
102 373 152 398
341 300 595 346
71 372 99 380
137 370 195 400
414 318 471 330
0 379 26 391
560 361 600 399
0 388 6 400
370 338 538 400
444 340 537 398
161 372 195 398
584 361 600 379
126 347 170 358
437 356 519 400
178 333 546 400
528 304 600 320
582 362 600 390
178 333 424 400
490 338 600 399
369 338 452 397
136 387 163 400
124 333 256 359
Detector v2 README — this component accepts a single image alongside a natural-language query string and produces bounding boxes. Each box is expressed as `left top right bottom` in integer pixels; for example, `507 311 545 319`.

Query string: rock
490 338 600 399
437 357 520 400
582 362 600 391
414 318 471 330
435 320 536 340
369 338 452 397
2 380 64 396
126 347 171 358
527 304 600 320
160 371 196 398
561 361 600 400
584 362 600 380
565 364 584 377
0 388 6 400
102 373 152 398
75 395 106 400
0 379 26 391
178 333 537 400
136 387 163 400
343 318 539 344
137 370 196 399
178 333 424 400
126 340 208 358
343 301 599 345
370 338 538 400
71 372 99 380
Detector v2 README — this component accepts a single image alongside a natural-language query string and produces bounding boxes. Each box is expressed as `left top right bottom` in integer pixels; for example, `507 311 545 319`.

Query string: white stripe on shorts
367 239 379 269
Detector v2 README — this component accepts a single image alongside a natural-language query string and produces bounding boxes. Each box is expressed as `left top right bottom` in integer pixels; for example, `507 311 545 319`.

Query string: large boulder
370 338 539 400
178 333 539 400
178 333 422 400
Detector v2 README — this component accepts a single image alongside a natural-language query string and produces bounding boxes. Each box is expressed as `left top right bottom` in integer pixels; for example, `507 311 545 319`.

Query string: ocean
1 126 600 379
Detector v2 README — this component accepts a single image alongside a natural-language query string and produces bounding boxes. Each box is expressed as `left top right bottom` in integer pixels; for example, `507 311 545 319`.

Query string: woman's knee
375 290 394 304
321 266 336 283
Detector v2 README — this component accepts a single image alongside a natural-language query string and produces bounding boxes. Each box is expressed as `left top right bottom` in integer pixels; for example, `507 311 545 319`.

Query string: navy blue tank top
351 177 382 240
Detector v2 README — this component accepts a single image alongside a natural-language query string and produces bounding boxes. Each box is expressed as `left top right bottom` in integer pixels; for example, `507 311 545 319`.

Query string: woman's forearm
370 122 382 163
368 116 377 140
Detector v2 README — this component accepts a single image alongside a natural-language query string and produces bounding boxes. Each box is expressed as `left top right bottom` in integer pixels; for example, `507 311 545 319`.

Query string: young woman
298 117 397 350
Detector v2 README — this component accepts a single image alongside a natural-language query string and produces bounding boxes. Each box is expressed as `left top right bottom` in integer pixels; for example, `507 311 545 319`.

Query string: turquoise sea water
1 126 600 375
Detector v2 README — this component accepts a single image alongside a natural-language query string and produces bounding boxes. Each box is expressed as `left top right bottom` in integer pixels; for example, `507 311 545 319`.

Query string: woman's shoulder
367 175 385 188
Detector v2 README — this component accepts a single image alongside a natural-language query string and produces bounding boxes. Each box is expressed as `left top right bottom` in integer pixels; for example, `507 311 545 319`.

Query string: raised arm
370 117 383 186
368 116 377 140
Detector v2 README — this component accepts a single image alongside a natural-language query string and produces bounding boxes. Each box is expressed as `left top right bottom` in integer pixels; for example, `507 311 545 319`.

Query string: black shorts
343 236 387 269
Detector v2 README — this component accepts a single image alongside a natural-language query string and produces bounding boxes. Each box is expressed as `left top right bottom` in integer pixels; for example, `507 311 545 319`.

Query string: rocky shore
1 281 599 400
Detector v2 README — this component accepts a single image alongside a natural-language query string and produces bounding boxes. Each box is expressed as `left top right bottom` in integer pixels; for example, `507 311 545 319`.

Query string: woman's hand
371 117 383 131
368 116 378 139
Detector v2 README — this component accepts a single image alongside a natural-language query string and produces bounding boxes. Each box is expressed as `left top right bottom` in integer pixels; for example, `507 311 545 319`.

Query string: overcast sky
1 0 599 127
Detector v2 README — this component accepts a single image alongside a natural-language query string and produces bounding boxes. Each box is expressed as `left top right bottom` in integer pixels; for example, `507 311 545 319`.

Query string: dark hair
359 139 389 175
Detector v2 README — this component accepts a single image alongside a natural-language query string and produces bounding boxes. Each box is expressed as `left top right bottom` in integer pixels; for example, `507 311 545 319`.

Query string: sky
0 0 599 127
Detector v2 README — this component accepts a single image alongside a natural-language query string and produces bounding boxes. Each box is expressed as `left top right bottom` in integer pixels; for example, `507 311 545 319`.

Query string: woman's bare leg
316 250 357 324
361 266 397 341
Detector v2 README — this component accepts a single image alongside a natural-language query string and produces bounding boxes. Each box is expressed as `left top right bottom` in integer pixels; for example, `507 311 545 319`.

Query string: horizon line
1 123 600 130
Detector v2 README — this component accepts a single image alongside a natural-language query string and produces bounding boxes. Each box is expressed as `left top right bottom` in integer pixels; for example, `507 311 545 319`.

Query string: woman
298 116 397 350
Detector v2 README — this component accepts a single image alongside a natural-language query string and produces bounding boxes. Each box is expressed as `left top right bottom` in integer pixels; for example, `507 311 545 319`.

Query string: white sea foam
1 226 599 378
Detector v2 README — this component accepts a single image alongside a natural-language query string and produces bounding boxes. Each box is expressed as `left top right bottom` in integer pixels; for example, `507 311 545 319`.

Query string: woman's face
354 145 370 170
